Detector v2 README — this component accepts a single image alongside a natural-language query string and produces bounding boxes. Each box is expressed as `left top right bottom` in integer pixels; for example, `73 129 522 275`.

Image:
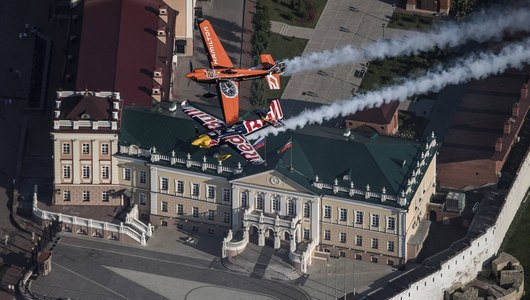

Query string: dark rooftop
346 100 399 124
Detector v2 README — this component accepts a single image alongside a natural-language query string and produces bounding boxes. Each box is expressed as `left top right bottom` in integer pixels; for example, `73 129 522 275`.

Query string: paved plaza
280 0 403 104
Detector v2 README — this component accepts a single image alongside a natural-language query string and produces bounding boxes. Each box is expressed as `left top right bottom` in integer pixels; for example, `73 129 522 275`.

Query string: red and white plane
181 99 285 164
185 19 286 125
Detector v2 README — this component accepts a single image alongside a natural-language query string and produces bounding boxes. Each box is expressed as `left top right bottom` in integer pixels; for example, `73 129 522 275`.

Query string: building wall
345 111 399 136
319 196 404 265
52 132 120 205
405 0 450 13
404 156 437 260
438 159 497 190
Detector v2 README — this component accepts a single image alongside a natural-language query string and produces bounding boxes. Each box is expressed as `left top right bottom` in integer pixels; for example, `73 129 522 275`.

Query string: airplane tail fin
260 54 285 90
260 54 275 69
265 99 284 128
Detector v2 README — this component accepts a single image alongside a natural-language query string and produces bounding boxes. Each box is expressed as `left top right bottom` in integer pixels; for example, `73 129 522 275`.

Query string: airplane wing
181 101 227 131
216 80 239 125
198 20 234 69
221 134 265 165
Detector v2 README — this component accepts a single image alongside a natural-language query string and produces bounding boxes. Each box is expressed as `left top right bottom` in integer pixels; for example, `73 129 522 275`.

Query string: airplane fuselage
185 68 270 84
191 119 267 148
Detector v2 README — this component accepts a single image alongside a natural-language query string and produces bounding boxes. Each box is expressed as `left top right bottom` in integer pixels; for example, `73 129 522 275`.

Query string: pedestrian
4 234 9 246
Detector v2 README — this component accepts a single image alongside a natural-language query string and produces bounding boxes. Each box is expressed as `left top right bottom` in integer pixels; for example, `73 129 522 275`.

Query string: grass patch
264 33 308 99
261 0 328 28
397 111 427 139
500 189 530 298
388 12 435 31
359 49 451 92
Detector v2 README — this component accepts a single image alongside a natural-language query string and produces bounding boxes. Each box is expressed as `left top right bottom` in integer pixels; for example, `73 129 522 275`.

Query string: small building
345 101 399 136
405 0 451 14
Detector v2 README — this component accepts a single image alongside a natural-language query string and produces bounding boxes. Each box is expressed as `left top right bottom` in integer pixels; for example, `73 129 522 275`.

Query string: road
31 235 310 300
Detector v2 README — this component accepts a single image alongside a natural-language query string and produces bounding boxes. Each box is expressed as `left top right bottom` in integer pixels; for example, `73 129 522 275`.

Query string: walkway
271 21 315 40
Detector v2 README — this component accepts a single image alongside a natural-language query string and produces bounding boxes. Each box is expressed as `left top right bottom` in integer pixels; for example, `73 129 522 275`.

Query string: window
62 143 70 154
176 180 184 193
340 251 346 257
340 232 347 243
388 241 395 252
303 203 310 218
63 165 71 179
222 189 231 202
355 211 364 224
192 226 198 231
340 208 348 221
272 197 280 212
82 143 90 154
82 166 90 179
101 143 109 155
355 254 362 260
288 200 296 216
82 191 90 202
387 260 394 266
303 229 310 240
101 166 109 180
192 183 199 197
123 168 131 181
139 171 146 184
241 192 248 207
256 193 264 210
387 216 396 230
161 201 168 212
192 207 199 218
102 191 109 202
207 185 215 199
324 230 331 240
176 223 183 229
355 235 362 246
208 228 215 234
161 177 169 191
177 204 183 215
371 214 380 227
63 191 71 201
139 193 147 205
208 210 215 220
371 238 378 249
223 212 230 223
371 257 378 263
324 206 331 219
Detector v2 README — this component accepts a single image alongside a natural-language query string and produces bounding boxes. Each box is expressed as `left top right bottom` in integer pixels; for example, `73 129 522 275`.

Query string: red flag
277 140 292 155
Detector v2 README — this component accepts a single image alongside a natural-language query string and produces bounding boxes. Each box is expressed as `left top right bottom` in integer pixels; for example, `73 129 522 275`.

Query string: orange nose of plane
185 72 196 80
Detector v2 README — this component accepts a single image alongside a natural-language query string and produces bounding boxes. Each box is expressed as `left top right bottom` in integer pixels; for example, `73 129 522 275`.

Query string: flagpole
290 134 293 171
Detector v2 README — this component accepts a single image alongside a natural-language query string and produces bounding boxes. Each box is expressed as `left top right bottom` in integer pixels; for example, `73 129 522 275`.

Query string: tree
250 80 267 108
451 0 476 19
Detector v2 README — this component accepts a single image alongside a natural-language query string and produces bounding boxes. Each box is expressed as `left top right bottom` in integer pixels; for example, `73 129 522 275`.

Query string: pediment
232 170 312 195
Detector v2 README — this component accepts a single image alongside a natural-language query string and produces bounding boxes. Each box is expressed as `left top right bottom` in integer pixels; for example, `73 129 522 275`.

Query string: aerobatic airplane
185 19 286 125
181 99 285 165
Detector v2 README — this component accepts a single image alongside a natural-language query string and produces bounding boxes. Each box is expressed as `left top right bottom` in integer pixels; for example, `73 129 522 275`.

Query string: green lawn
264 33 308 99
261 0 328 28
359 49 451 92
500 189 530 299
388 12 436 31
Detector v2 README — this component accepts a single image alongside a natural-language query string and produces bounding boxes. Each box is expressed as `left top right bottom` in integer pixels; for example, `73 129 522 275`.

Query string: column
311 198 320 243
150 167 158 215
72 139 80 184
249 190 255 211
264 193 270 213
274 232 281 249
258 229 265 246
290 233 296 252
92 139 100 184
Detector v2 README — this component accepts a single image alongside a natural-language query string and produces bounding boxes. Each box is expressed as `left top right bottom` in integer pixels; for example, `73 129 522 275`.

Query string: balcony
243 210 300 229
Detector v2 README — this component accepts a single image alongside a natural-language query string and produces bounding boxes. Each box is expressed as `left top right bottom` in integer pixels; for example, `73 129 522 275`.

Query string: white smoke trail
284 5 530 74
258 38 530 137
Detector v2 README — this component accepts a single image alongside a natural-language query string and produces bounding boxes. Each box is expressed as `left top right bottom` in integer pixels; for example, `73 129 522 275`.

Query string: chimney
153 68 162 78
521 83 528 100
159 6 168 16
157 27 166 37
512 102 520 117
495 137 503 152
504 119 511 135
113 101 120 110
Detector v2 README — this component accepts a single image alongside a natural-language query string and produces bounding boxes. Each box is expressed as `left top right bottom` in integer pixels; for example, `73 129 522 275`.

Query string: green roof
119 107 435 208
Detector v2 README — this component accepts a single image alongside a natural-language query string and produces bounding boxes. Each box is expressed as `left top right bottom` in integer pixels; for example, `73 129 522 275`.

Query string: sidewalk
270 21 315 39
